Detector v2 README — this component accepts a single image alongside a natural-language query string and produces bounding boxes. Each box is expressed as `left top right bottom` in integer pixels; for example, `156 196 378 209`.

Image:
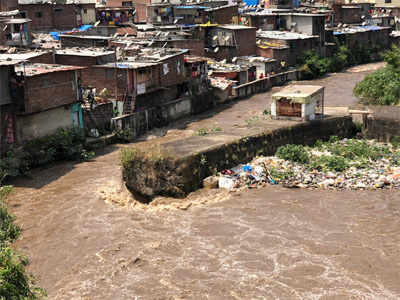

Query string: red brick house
18 0 96 31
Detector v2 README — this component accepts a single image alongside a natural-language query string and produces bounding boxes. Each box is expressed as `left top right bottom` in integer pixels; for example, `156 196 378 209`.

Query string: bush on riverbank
354 46 400 105
0 184 45 299
0 128 94 180
298 42 383 80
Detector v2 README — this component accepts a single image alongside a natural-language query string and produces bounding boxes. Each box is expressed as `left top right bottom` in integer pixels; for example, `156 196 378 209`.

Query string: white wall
16 106 72 142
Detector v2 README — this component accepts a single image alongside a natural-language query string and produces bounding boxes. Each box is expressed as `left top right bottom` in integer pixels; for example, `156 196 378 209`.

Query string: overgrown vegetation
0 183 45 299
0 128 94 180
354 46 400 105
276 136 398 173
298 40 383 80
276 144 310 163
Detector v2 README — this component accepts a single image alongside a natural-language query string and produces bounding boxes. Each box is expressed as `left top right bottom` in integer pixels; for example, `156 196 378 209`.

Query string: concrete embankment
122 116 355 199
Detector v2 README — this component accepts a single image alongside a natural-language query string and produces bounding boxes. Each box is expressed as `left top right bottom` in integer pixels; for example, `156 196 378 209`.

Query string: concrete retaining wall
122 116 355 199
352 105 400 141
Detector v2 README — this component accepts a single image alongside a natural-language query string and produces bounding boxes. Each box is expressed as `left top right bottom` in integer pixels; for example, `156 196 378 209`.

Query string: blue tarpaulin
50 24 93 41
242 0 259 6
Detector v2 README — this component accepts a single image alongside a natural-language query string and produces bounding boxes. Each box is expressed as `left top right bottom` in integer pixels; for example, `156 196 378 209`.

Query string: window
35 11 42 18
122 1 133 6
84 9 88 14
20 11 27 18
385 0 391 3
54 8 63 12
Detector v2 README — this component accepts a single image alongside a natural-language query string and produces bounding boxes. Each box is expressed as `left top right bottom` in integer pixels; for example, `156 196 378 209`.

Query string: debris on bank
208 138 400 191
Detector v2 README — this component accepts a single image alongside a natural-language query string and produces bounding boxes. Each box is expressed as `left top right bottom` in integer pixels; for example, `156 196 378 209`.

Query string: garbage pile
211 138 400 191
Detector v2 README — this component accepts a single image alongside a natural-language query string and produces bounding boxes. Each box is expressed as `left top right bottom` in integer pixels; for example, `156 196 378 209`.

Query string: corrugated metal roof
18 0 96 4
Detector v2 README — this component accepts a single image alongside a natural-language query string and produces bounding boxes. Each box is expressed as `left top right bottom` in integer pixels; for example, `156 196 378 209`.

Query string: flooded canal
7 62 400 299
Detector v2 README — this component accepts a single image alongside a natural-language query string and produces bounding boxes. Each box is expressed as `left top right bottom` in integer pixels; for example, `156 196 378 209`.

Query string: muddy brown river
8 63 400 299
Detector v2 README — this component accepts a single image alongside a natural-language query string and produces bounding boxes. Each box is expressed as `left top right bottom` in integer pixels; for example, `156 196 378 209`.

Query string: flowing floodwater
8 62 400 299
9 145 400 299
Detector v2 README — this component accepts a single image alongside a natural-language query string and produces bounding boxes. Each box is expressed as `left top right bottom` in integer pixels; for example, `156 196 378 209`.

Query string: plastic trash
218 176 236 190
243 165 252 173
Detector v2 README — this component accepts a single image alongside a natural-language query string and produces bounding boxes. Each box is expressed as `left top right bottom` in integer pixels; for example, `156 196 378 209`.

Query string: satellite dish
208 70 213 76
224 36 230 41
155 31 162 37
113 33 119 38
149 40 154 46
214 47 219 53
213 35 218 40
257 28 262 33
124 33 128 37
221 59 226 64
3 25 7 31
174 18 179 24
256 39 261 44
232 57 237 63
94 21 100 27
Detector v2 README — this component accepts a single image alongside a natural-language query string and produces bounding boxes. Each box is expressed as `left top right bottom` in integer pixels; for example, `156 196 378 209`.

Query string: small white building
271 85 324 121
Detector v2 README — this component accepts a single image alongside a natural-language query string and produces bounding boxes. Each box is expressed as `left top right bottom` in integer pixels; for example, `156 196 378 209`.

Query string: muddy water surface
8 62 400 299
9 146 400 299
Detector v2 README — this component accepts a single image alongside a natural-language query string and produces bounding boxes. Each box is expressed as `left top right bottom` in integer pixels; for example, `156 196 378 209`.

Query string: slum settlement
0 0 399 153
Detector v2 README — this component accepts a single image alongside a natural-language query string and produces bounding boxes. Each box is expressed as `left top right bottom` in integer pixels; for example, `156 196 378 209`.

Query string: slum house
236 56 279 78
241 11 326 45
54 48 116 85
6 63 85 142
332 4 362 25
204 4 238 24
184 55 209 95
264 0 293 9
0 0 18 11
18 0 96 31
0 18 32 47
147 26 206 56
208 59 256 85
328 25 392 50
59 33 112 47
256 30 320 67
146 3 174 25
71 24 137 37
96 4 136 25
85 48 188 114
206 25 257 61
370 15 396 29
0 61 19 153
240 11 278 30
173 5 208 24
0 51 53 63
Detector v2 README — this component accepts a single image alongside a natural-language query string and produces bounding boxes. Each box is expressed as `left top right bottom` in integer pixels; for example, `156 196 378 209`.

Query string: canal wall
122 116 355 199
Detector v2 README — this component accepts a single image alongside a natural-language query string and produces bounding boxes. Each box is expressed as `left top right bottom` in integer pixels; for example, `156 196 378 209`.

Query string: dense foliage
354 46 400 105
0 128 94 180
298 41 383 80
276 136 396 173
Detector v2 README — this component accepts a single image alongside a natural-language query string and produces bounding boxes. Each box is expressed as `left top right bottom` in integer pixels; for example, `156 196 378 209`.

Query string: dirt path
9 62 400 299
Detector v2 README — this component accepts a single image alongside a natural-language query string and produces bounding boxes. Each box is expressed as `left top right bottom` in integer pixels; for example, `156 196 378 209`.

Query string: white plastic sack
218 176 235 190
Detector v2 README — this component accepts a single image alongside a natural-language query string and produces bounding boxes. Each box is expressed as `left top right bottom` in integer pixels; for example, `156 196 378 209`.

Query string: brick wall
153 40 205 56
159 54 186 87
0 0 18 11
20 4 81 31
55 55 97 67
29 52 54 64
235 28 257 56
84 67 128 100
60 36 110 48
83 102 113 131
206 5 238 24
23 71 78 115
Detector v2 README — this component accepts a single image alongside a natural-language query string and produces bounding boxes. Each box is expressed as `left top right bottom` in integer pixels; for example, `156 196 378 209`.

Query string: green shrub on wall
354 46 400 105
